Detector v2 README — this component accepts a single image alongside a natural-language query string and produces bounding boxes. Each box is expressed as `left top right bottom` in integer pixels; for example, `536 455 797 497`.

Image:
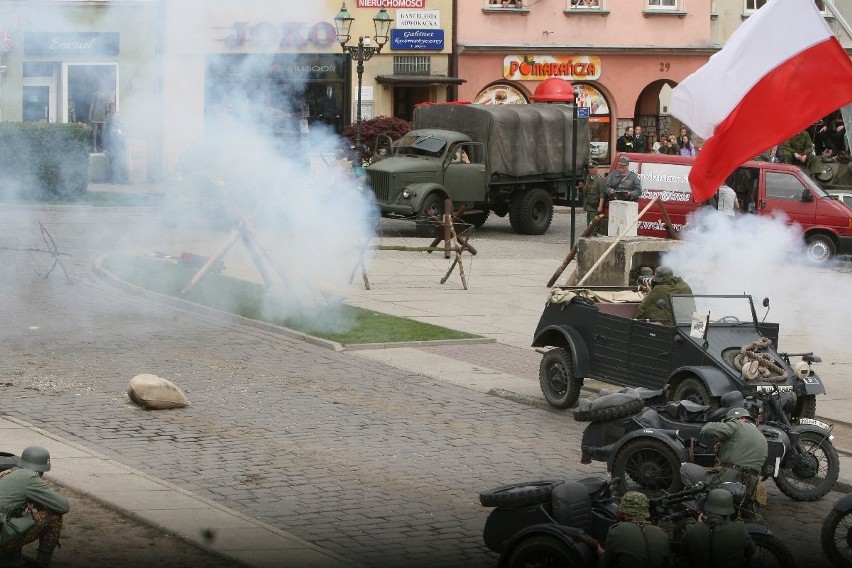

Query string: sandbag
127 374 190 409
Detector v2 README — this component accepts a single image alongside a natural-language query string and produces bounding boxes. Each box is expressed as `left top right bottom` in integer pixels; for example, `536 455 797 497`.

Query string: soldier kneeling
0 446 70 567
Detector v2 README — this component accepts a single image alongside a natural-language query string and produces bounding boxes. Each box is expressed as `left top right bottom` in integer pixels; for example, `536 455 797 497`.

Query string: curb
94 255 493 353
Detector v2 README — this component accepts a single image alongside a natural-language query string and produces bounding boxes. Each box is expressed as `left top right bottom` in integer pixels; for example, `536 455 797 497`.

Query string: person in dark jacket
681 488 756 568
597 491 672 568
634 265 692 323
0 446 70 567
615 126 634 153
633 125 648 153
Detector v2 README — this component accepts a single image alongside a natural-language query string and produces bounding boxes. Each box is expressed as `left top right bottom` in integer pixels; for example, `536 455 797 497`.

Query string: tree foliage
342 115 412 153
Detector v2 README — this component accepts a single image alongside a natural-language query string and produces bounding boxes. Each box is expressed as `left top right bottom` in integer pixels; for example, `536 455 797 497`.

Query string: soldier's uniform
779 130 822 175
680 488 755 568
680 409 768 492
581 160 606 232
605 161 642 202
682 516 756 568
598 492 672 568
0 448 70 567
634 266 693 324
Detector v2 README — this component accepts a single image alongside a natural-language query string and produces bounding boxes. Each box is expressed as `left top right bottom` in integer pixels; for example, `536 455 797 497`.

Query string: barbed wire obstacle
349 200 478 290
0 222 73 284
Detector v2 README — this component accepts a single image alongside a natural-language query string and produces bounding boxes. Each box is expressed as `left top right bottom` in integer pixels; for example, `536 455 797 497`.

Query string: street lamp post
334 3 393 164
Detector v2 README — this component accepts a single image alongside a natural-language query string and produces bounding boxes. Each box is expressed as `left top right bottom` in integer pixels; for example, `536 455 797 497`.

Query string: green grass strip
102 254 479 345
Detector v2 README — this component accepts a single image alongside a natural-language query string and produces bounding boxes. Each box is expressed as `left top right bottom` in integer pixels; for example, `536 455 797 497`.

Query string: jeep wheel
415 193 446 238
509 188 553 235
463 210 489 228
539 348 582 409
672 377 717 408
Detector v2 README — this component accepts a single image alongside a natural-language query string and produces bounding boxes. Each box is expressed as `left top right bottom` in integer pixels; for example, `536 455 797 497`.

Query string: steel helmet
19 446 51 472
726 407 753 422
704 488 735 516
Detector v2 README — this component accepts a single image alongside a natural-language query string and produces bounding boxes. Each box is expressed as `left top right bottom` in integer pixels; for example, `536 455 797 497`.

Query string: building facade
455 0 852 167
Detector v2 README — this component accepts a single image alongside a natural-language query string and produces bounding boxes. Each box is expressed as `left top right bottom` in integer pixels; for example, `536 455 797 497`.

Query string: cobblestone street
0 206 847 567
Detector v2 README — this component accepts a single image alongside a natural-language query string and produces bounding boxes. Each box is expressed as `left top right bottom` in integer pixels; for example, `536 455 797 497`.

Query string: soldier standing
597 491 672 568
580 160 606 233
605 156 642 202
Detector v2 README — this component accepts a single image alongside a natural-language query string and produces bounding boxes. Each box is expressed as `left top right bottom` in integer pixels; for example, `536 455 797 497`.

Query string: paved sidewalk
0 416 356 568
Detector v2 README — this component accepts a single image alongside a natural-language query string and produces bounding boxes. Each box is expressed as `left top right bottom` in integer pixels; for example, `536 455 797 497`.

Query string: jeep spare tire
479 480 564 508
573 396 644 422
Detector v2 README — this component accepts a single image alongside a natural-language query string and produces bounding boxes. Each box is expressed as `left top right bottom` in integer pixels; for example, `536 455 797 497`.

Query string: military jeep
532 288 825 418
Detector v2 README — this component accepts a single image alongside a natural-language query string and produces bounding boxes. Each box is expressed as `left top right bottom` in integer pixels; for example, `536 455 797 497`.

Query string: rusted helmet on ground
19 446 51 472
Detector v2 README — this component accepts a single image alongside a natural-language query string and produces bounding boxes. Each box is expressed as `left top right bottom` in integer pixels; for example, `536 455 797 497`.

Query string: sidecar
480 478 616 567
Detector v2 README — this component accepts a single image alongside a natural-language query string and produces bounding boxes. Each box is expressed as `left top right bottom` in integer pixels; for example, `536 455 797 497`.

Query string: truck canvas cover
412 104 590 177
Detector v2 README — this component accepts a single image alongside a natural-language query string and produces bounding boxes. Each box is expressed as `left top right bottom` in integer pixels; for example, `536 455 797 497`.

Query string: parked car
827 188 852 209
532 288 825 418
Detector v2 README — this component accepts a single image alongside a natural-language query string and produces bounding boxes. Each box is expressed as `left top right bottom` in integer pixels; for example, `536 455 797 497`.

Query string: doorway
22 80 55 122
393 86 430 122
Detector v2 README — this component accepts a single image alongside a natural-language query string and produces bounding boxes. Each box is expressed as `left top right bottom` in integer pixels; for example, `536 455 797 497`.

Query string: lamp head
372 9 393 49
334 2 354 47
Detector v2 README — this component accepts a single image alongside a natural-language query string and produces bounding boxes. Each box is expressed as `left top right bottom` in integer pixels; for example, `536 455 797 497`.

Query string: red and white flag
671 0 852 202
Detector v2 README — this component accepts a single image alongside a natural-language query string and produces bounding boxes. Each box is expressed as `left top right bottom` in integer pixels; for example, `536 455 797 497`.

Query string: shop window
744 0 826 13
568 0 602 9
575 83 612 164
64 63 117 152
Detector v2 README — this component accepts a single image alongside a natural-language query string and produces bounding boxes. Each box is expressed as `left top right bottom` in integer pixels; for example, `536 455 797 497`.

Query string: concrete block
575 236 684 287
607 201 638 237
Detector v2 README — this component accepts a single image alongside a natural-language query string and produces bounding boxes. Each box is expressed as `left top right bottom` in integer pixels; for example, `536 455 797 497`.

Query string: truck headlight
402 188 413 199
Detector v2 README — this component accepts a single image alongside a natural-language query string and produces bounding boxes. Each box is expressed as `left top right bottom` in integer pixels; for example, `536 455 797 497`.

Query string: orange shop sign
504 55 601 81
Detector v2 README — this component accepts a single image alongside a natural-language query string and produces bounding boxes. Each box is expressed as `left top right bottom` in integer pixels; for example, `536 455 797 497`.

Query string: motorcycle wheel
821 506 852 568
774 430 839 501
750 533 797 568
539 348 582 409
479 480 563 508
611 438 682 494
796 394 817 419
503 534 582 568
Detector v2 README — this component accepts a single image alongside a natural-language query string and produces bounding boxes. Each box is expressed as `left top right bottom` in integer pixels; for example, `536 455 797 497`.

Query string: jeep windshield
670 295 757 327
395 134 447 158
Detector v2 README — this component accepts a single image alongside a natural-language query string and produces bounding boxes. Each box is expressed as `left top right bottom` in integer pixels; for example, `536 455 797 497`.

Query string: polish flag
671 0 852 202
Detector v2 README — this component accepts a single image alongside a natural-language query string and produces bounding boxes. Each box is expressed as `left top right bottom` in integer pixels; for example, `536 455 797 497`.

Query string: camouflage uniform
634 274 693 324
0 467 69 557
598 492 672 568
681 515 756 568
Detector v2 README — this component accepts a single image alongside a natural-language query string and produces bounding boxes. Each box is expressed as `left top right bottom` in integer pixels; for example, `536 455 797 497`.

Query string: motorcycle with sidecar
579 386 838 501
479 476 795 567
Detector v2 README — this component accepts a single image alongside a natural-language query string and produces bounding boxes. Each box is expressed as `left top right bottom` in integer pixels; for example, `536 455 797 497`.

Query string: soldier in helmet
634 265 693 324
0 446 70 567
680 408 768 493
597 491 672 567
680 488 755 568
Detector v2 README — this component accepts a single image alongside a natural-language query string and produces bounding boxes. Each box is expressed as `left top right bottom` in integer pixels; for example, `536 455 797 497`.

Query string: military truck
365 103 591 235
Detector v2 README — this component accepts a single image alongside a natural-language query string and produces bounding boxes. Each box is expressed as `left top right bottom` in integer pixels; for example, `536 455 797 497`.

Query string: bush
0 122 90 200
342 115 412 159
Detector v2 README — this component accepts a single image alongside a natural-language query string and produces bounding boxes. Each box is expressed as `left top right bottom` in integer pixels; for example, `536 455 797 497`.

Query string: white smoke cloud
662 208 852 360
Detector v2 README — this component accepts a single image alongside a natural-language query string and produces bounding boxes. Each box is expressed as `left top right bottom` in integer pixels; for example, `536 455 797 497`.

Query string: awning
375 74 466 86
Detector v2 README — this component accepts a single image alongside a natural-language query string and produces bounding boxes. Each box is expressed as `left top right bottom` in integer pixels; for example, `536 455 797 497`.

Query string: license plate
799 417 832 433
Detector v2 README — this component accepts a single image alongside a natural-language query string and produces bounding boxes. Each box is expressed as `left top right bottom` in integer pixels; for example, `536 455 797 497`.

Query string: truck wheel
539 348 582 409
805 234 836 264
510 188 553 235
415 193 445 238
